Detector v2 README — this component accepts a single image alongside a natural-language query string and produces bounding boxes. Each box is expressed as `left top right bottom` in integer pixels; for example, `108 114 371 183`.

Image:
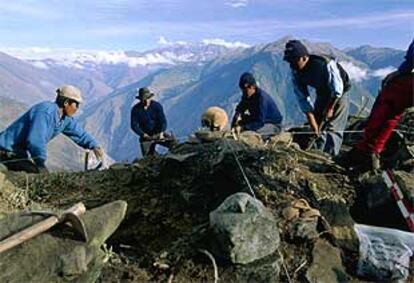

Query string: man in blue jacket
231 72 283 138
284 40 350 156
0 85 105 173
131 87 176 156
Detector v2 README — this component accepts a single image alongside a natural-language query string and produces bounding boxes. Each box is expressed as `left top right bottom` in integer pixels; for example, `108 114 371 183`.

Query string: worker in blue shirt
284 40 351 156
131 87 176 156
231 72 283 139
0 85 105 173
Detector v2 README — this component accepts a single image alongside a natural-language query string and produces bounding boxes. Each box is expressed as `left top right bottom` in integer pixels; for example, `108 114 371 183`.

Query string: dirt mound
1 135 414 282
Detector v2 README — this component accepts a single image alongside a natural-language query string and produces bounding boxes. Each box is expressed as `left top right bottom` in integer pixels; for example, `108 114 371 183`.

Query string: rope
223 138 257 200
278 248 293 283
151 126 414 144
198 249 219 283
1 126 412 166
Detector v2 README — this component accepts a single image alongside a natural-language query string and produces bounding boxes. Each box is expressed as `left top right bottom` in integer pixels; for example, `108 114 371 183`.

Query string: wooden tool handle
84 150 90 171
0 202 86 254
64 202 86 217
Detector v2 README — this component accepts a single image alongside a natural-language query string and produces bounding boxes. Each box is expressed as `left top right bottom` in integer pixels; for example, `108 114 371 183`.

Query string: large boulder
0 200 127 283
209 192 280 264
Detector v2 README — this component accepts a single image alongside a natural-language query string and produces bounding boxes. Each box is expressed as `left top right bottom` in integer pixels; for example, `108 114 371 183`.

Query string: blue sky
0 0 412 51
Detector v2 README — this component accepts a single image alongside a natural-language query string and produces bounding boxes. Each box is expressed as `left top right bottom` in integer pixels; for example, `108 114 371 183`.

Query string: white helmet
57 85 83 103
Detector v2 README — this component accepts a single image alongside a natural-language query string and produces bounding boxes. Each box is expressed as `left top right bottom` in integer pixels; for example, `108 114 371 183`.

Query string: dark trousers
140 132 177 156
0 150 40 173
240 115 282 138
356 75 413 154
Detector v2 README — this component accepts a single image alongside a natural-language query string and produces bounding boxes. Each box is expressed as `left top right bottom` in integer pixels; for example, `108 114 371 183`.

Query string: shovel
306 98 341 150
0 202 88 254
306 118 329 150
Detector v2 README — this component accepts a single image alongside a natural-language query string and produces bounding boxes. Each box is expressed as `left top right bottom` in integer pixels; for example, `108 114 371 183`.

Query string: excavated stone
287 218 319 242
209 192 280 264
306 239 348 283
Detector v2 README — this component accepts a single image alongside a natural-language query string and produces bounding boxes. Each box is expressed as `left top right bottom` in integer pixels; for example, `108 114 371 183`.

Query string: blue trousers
313 92 350 156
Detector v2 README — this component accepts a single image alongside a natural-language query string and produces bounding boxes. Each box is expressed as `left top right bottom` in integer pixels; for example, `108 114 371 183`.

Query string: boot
338 148 381 173
337 147 360 169
352 152 381 174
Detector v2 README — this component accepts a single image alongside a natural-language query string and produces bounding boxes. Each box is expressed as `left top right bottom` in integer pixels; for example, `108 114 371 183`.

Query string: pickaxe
0 202 88 254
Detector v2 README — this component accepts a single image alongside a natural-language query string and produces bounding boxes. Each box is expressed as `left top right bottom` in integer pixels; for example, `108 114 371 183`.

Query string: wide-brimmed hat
136 87 155 100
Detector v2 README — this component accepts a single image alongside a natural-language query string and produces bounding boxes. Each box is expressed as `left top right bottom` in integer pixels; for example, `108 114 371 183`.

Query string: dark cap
136 87 154 100
239 72 256 88
283 40 309 62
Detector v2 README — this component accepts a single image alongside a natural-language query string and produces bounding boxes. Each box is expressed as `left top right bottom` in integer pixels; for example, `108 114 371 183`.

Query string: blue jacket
291 55 344 114
235 88 283 131
131 100 167 137
398 39 414 73
0 101 98 167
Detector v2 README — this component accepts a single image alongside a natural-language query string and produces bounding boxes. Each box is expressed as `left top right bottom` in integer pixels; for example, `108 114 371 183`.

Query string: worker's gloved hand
158 132 165 140
93 147 105 161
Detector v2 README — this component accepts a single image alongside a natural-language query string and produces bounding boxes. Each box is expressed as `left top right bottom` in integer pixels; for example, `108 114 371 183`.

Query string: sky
0 0 412 53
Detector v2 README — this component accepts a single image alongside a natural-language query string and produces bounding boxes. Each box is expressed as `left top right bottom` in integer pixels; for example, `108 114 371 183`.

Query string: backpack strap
311 54 352 93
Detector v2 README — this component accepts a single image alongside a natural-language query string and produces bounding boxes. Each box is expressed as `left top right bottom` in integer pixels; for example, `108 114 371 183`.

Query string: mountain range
0 37 405 168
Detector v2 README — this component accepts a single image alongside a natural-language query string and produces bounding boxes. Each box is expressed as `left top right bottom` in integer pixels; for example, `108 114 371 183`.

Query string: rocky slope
1 122 413 282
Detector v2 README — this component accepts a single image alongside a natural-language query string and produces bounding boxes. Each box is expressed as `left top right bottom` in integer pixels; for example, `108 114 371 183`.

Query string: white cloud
158 36 169 45
30 61 49 69
340 61 368 82
1 47 194 68
371 66 396 78
201 38 250 48
157 36 188 46
225 0 249 8
0 47 55 60
157 36 250 49
340 62 397 82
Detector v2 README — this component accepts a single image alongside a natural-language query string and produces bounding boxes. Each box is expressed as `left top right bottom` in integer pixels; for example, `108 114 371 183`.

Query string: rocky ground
0 112 414 282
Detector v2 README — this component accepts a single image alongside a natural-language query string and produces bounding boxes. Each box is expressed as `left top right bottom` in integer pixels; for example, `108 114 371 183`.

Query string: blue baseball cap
283 40 309 62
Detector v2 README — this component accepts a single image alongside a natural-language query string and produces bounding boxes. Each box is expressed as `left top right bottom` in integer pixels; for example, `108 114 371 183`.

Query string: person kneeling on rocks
0 85 105 173
231 72 283 139
131 87 176 157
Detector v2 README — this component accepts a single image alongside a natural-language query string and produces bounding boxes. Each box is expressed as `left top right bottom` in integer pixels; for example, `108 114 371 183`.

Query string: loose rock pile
0 115 413 281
